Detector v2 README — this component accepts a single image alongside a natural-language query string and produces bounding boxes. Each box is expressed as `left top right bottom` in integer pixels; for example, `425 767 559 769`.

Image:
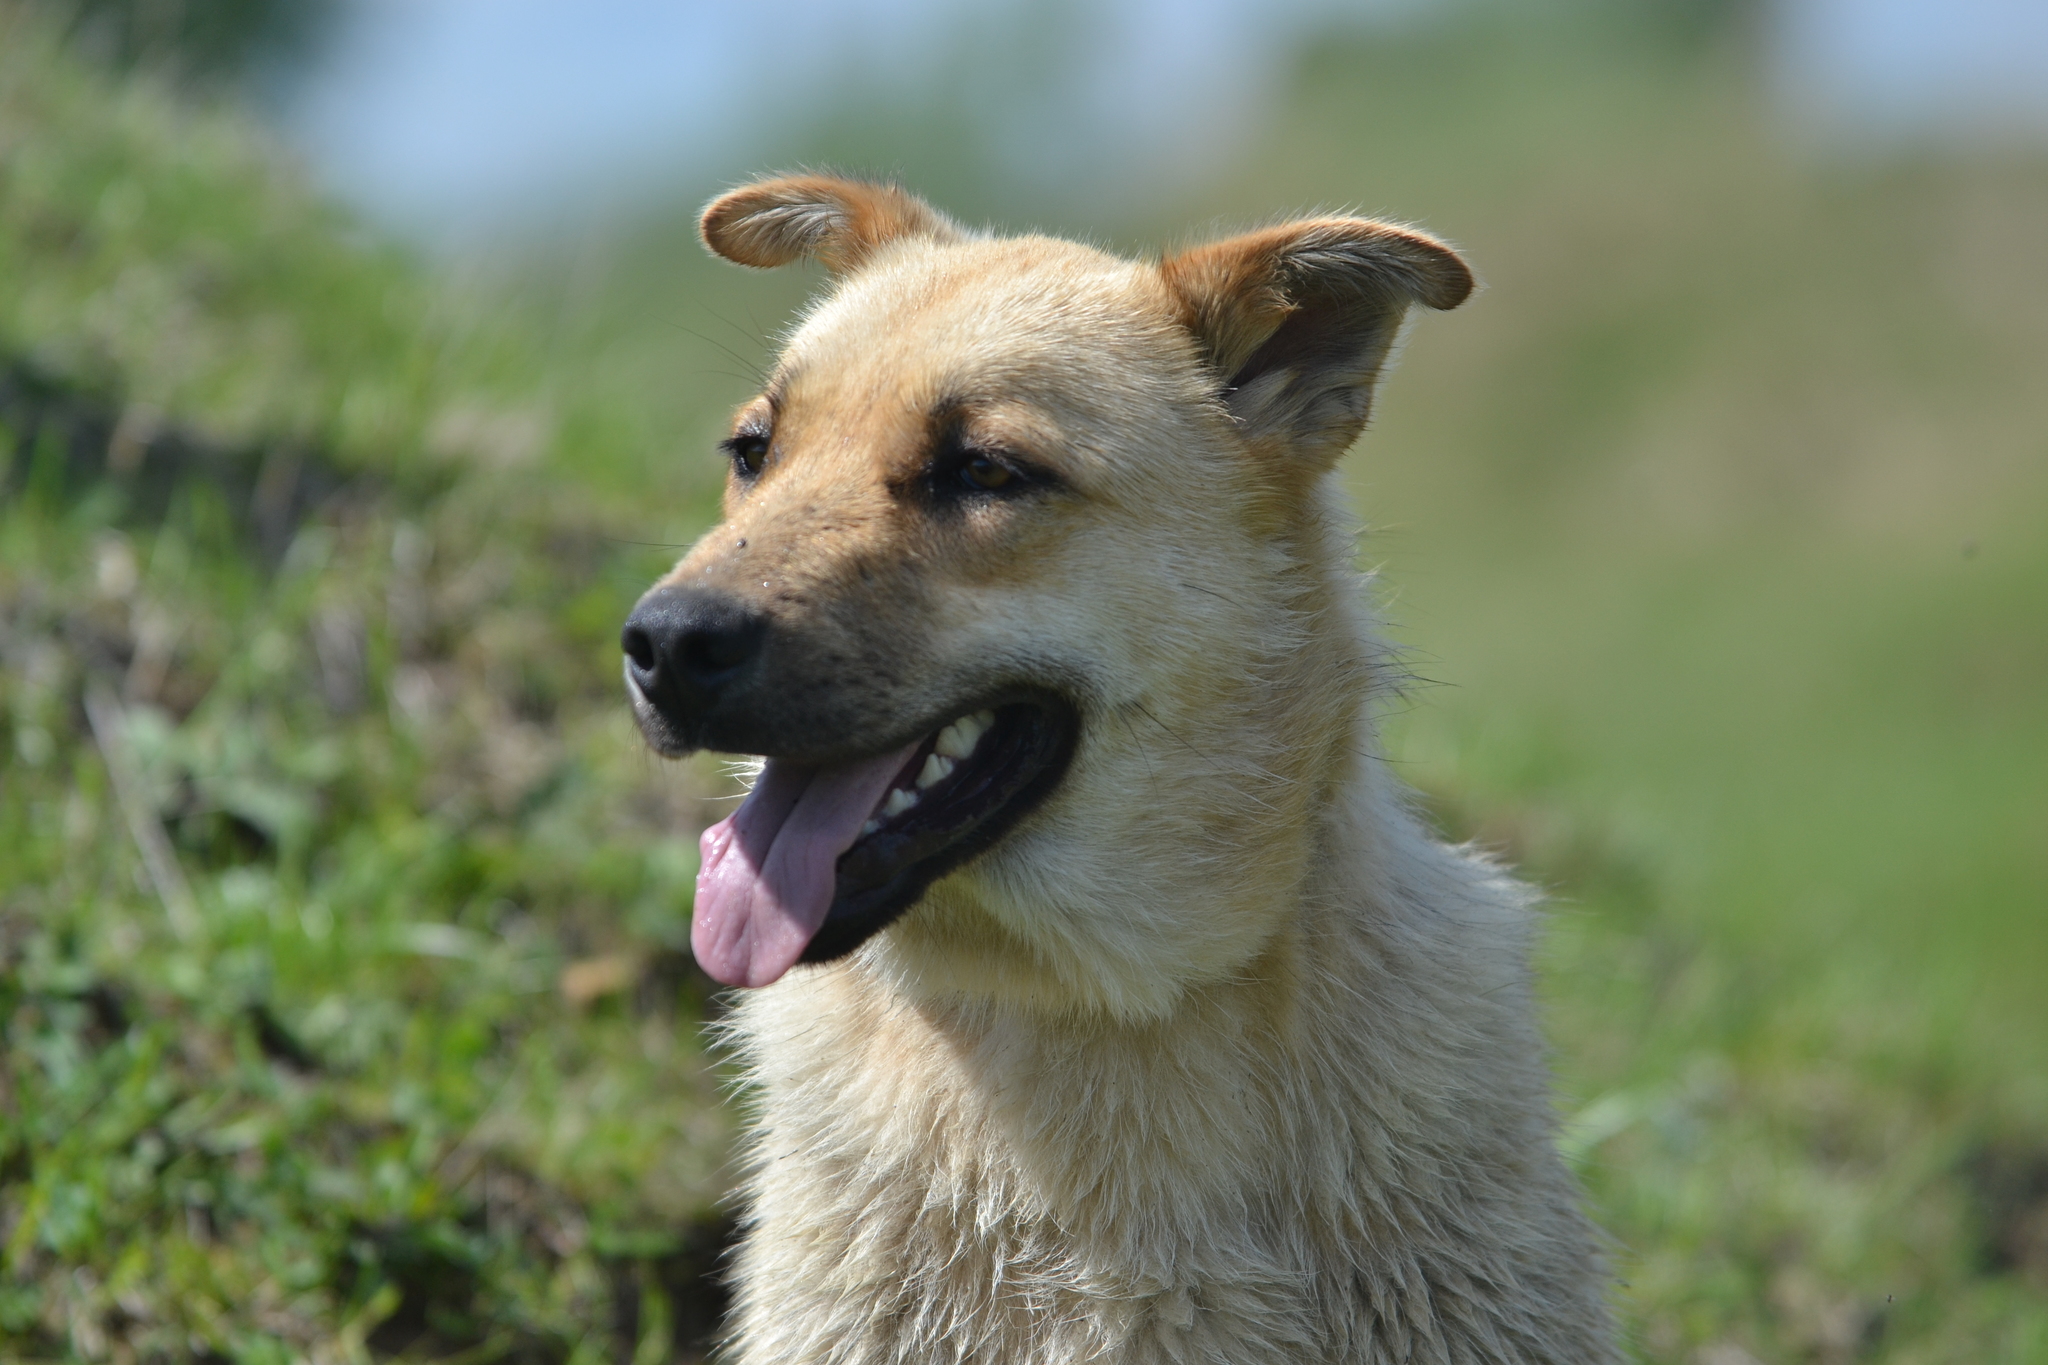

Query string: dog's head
625 175 1470 1015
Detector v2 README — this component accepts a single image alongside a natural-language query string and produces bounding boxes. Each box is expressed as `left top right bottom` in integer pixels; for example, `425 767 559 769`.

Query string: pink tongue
692 742 919 987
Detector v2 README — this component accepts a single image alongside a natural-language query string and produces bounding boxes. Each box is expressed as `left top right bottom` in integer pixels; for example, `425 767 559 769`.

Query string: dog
622 174 1615 1363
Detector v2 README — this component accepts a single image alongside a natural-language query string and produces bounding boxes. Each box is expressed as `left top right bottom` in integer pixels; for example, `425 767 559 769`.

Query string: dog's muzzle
622 582 1082 985
621 586 767 754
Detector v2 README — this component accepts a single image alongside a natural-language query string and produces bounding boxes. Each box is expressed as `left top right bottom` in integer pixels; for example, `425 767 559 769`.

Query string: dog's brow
928 395 974 426
764 360 809 408
931 394 1061 453
931 394 1029 433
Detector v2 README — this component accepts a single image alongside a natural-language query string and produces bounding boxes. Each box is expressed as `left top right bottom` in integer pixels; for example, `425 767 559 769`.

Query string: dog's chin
801 695 1079 964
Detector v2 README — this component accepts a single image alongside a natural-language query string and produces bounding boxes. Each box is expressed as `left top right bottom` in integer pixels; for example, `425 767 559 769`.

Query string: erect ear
700 174 964 274
1160 217 1472 466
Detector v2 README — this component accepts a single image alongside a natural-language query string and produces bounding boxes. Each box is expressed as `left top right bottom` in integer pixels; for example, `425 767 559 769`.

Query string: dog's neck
732 775 1534 1292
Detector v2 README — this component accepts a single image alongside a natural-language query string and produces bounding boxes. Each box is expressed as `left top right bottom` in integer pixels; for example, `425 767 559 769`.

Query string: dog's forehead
772 236 1178 410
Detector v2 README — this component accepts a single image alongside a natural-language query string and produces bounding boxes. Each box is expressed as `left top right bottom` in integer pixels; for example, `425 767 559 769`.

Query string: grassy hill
2 2 2045 1360
1204 14 2048 1361
0 7 746 1358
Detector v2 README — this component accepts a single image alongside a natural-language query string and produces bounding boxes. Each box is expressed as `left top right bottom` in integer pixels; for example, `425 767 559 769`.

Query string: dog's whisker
667 319 770 381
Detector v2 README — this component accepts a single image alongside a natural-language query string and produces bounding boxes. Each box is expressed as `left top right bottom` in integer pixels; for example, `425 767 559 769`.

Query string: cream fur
663 176 1615 1363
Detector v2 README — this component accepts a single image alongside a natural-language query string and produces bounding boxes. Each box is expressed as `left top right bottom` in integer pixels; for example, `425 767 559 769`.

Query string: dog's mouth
691 697 1077 987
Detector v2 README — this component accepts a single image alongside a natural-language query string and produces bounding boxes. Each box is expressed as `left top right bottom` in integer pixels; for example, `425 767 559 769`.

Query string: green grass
1 2 2045 1360
1186 13 2048 1359
1 8 740 1358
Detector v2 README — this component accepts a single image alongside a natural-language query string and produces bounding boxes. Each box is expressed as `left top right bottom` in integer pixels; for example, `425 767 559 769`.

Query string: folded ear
700 174 964 274
1160 218 1472 466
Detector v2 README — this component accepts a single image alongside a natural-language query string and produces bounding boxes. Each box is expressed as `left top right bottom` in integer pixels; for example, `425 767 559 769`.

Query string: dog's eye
960 454 1013 492
724 434 769 478
922 436 1051 507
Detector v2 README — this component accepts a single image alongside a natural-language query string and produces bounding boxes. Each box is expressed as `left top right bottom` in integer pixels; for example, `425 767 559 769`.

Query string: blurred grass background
1 0 2044 1360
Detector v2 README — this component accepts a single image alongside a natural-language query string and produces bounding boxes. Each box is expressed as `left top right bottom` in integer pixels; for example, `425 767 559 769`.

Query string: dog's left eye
959 455 1013 492
923 439 1049 506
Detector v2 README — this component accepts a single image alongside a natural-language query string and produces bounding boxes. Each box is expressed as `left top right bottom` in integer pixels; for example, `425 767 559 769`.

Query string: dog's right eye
724 434 769 478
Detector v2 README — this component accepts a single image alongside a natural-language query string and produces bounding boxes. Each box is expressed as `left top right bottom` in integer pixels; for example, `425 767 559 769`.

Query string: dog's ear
1160 218 1472 466
700 174 963 274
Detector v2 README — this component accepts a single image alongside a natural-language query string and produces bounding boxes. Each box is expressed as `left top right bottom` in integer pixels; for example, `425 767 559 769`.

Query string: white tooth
917 753 954 788
940 712 991 758
859 818 880 836
883 788 917 817
935 722 973 760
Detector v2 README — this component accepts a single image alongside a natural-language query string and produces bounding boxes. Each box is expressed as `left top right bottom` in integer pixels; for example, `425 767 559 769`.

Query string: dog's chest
723 947 1616 1365
735 1110 1323 1365
728 976 1334 1363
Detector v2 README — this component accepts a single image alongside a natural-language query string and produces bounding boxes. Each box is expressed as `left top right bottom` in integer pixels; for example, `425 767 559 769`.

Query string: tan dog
623 175 1615 1363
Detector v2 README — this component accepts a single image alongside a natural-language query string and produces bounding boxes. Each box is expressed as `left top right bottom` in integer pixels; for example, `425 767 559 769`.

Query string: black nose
622 587 768 721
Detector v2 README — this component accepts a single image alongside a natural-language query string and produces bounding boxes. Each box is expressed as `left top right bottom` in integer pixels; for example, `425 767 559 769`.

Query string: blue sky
1778 0 2048 131
282 0 2048 237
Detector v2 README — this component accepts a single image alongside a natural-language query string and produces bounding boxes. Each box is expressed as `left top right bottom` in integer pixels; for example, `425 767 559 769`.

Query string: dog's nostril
621 622 658 672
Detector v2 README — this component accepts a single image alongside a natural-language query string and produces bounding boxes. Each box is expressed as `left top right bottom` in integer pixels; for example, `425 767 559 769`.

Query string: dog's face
625 177 1469 1016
